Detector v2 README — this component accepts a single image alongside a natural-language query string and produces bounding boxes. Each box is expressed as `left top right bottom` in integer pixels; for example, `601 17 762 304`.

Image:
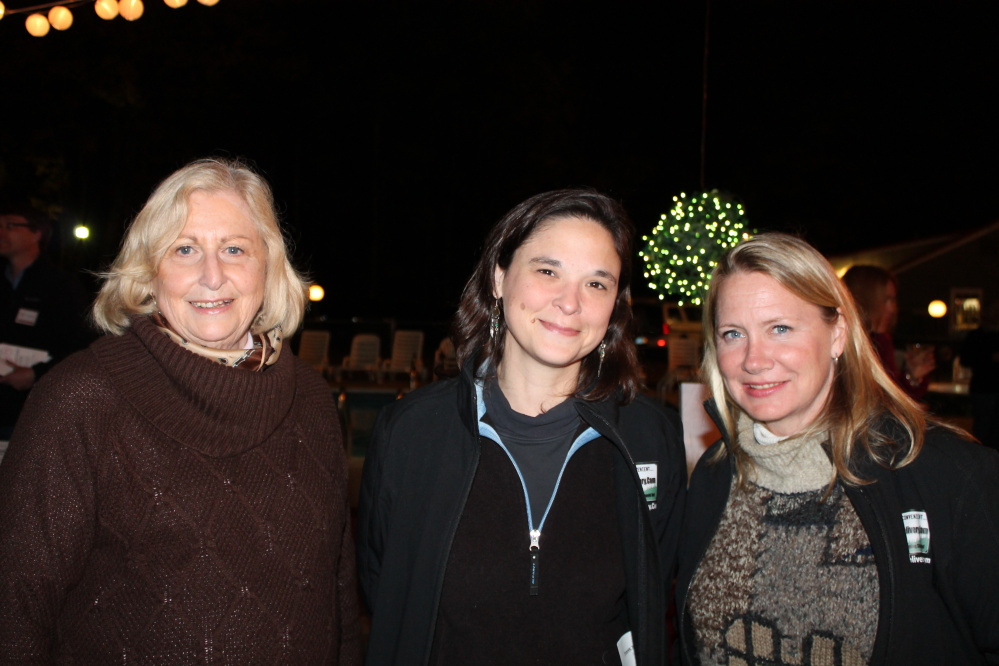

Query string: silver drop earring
489 299 502 341
597 340 607 377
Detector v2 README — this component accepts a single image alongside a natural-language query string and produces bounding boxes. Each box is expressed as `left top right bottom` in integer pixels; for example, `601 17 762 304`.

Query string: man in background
0 207 94 440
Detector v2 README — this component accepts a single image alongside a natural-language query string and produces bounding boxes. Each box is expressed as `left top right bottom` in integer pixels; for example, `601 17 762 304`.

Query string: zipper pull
529 529 541 596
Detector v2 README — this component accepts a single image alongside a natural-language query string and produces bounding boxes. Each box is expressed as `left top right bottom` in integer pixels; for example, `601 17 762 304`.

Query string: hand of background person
904 345 936 383
0 364 36 391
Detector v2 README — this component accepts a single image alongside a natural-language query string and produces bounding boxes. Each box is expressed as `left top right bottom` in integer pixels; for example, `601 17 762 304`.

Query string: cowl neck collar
93 315 298 457
736 412 833 493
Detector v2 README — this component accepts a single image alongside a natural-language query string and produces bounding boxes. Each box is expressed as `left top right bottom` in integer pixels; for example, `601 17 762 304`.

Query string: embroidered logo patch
636 463 658 509
902 510 931 564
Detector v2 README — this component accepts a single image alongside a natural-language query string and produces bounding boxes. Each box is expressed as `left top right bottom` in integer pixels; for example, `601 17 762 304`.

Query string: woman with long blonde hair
676 232 998 665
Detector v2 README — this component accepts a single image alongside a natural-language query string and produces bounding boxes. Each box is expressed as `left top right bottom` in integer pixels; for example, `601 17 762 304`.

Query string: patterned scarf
149 312 282 371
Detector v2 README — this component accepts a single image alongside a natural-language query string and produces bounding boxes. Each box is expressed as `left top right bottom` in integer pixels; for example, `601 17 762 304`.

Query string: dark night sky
2 0 997 321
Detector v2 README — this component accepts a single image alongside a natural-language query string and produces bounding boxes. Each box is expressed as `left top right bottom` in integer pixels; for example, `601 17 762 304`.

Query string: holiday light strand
1 0 219 37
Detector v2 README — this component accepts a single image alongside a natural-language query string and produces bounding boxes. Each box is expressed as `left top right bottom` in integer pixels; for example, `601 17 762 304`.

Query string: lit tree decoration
638 190 752 306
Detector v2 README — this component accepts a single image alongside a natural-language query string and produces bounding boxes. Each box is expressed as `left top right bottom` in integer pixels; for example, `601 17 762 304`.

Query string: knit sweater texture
686 416 878 665
0 315 360 664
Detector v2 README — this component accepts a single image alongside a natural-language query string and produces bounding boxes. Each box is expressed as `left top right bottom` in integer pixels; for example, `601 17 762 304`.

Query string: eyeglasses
0 220 33 231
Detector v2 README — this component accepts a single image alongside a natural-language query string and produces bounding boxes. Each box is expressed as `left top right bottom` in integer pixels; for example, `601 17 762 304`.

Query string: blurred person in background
0 158 359 663
842 264 935 399
960 299 999 452
0 205 93 439
676 233 998 665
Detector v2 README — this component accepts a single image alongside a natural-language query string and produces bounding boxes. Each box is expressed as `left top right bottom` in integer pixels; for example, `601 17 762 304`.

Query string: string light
25 12 49 35
48 4 72 28
118 0 143 20
638 190 753 306
1 0 219 36
95 0 117 19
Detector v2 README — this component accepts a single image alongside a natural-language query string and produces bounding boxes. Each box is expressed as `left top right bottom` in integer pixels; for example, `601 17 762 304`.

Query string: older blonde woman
676 233 999 665
0 158 360 664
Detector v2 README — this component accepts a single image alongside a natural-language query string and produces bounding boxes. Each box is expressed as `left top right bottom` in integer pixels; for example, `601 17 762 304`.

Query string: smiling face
715 271 846 437
493 215 621 382
150 189 266 350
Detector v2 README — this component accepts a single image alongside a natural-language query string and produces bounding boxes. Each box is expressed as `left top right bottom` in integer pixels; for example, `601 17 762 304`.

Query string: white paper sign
0 343 52 374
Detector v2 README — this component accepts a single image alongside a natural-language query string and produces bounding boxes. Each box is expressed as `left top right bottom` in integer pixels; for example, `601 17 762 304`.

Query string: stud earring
597 340 607 377
489 299 502 341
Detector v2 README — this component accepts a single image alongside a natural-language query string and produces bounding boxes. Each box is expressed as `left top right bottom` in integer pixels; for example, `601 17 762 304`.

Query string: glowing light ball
118 0 143 20
638 190 752 306
95 0 118 19
26 13 50 36
74 225 90 239
309 285 325 302
48 6 73 30
163 0 187 7
197 0 219 5
928 300 947 318
0 3 6 20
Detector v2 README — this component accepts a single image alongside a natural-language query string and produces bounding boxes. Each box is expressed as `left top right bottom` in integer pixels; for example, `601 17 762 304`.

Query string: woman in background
358 189 685 665
842 264 935 399
0 158 359 664
677 233 998 665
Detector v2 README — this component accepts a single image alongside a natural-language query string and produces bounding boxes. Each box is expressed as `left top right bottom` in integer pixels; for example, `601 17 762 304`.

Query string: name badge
902 510 931 564
617 631 637 666
15 308 39 326
635 462 658 509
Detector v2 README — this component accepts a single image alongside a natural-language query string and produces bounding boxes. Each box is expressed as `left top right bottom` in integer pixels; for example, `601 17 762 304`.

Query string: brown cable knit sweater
0 316 360 664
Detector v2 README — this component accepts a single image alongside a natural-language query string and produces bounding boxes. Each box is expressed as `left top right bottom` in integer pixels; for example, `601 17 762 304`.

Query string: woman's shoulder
384 377 463 417
16 343 119 439
918 424 999 477
618 393 682 432
597 393 686 466
288 355 336 399
32 342 112 398
868 419 999 495
364 378 470 467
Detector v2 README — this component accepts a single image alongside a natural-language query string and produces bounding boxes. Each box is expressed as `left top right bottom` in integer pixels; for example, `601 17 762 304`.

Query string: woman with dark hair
676 233 998 665
358 189 686 665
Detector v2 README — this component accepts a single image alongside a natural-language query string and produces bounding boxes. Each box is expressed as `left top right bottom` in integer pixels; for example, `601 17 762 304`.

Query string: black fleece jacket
675 400 999 665
357 361 687 665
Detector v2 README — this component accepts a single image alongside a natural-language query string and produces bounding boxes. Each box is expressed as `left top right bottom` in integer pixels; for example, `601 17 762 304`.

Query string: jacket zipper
486 428 600 595
474 384 602 596
529 529 541 595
